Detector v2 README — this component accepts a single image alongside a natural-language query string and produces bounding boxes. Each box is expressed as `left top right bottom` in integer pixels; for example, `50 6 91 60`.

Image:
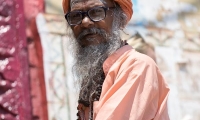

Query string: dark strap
77 103 86 120
78 99 90 107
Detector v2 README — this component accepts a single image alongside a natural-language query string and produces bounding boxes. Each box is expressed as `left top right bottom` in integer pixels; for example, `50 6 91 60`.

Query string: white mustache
77 28 108 41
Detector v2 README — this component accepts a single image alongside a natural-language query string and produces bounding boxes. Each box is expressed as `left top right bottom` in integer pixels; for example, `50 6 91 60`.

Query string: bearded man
62 0 170 120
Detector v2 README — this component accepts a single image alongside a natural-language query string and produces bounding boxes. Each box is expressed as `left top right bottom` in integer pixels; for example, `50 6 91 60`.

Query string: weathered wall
23 0 48 119
0 0 31 119
36 13 77 120
41 0 78 119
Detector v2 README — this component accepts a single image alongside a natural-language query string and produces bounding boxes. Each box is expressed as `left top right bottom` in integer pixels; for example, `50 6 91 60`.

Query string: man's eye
90 8 104 16
70 12 81 19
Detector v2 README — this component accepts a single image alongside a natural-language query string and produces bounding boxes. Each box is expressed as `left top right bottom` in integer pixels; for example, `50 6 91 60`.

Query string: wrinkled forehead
70 0 112 9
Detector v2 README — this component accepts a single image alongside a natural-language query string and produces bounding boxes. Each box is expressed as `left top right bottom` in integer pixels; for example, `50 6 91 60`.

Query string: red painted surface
23 0 44 20
28 19 48 120
23 0 48 120
0 0 31 119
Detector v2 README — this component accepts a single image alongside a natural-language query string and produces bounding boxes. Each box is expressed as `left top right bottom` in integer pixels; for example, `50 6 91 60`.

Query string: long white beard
67 26 122 102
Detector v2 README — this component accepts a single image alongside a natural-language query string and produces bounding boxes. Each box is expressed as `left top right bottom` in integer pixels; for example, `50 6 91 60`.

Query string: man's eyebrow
71 1 79 8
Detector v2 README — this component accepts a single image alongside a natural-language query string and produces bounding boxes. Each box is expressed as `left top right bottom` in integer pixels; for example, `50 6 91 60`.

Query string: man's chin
79 35 106 47
79 40 103 48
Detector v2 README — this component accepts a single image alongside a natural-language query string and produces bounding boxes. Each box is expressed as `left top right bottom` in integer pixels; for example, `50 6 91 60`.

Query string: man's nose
81 16 94 28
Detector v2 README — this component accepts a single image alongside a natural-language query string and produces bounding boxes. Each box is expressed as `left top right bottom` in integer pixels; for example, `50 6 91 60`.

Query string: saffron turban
62 0 133 22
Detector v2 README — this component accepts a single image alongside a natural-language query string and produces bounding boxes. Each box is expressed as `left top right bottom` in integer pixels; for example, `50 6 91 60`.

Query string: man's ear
120 19 127 30
120 24 126 30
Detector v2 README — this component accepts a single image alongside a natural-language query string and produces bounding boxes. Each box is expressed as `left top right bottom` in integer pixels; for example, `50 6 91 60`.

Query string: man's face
69 0 114 47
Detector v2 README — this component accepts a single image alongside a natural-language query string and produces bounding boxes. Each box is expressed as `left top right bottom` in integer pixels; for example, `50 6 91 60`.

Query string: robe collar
103 45 133 75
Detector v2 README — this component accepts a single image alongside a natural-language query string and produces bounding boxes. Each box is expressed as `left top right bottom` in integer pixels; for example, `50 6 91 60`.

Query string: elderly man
62 0 170 120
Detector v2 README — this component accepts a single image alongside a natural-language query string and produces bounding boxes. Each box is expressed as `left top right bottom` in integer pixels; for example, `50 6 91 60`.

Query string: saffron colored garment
93 45 170 120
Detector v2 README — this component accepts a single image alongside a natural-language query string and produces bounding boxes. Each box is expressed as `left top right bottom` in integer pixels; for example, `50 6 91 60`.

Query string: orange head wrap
62 0 133 22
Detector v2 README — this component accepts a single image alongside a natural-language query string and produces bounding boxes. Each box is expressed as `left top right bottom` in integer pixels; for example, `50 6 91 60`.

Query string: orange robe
93 45 170 120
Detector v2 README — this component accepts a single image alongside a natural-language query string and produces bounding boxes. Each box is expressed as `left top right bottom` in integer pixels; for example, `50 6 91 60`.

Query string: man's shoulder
119 48 156 67
105 46 158 75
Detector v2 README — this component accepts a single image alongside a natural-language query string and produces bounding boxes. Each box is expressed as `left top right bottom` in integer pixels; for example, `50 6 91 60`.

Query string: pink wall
23 0 48 120
0 0 48 119
0 0 31 119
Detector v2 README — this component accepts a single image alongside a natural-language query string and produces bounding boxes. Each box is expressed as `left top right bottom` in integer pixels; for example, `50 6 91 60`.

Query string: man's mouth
84 34 97 38
76 28 108 46
80 33 99 41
